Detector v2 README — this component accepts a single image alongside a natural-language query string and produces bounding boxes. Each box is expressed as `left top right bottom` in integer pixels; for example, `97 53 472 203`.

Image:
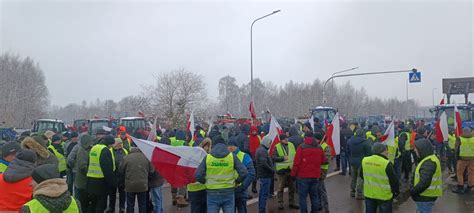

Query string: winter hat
304 131 314 138
44 130 55 139
372 143 387 155
70 132 79 138
261 136 272 149
227 137 239 147
212 135 226 146
279 134 288 141
16 149 37 164
101 135 115 146
32 135 49 148
1 142 21 158
31 164 60 184
313 132 324 141
51 134 61 143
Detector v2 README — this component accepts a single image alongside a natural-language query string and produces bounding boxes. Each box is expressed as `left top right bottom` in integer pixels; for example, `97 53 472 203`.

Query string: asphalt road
124 160 474 213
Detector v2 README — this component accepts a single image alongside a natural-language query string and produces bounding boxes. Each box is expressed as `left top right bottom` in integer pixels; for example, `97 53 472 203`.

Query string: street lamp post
250 10 281 102
322 68 418 103
432 88 438 106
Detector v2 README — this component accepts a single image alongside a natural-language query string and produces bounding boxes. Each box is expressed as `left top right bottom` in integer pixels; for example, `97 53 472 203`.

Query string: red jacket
249 135 261 158
0 174 33 211
291 137 327 179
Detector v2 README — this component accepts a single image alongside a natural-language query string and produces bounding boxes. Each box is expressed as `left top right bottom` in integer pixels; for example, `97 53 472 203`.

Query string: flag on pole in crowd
249 101 257 119
439 97 445 105
132 137 207 188
380 120 395 147
187 111 195 139
309 115 315 132
207 119 213 137
147 115 159 141
267 114 283 155
454 104 463 137
325 113 340 156
435 111 449 143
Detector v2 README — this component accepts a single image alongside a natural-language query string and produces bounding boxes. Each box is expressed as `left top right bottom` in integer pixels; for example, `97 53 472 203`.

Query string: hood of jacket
176 130 186 141
348 136 366 145
461 129 472 138
80 134 94 150
289 127 299 137
3 157 35 182
303 137 318 146
209 143 230 158
414 139 434 160
22 137 50 159
33 178 71 212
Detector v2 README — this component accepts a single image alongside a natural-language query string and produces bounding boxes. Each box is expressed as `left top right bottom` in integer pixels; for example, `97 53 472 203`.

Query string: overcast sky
1 0 473 107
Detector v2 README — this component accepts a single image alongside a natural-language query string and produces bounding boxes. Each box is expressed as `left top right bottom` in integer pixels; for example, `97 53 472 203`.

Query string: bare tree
0 53 49 128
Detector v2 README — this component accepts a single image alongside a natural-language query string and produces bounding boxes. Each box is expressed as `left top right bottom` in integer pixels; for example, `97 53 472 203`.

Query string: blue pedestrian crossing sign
409 71 421 83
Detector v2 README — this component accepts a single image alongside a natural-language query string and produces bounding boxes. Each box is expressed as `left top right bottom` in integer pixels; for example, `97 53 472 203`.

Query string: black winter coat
256 146 274 178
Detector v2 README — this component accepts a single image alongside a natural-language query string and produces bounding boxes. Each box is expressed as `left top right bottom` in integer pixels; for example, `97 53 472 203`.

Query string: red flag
249 101 257 119
132 137 207 188
138 111 145 117
454 104 463 137
435 111 449 143
324 113 340 156
187 111 195 140
439 98 445 105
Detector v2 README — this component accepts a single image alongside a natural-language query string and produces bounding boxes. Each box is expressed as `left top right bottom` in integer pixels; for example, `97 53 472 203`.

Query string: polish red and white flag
132 137 207 188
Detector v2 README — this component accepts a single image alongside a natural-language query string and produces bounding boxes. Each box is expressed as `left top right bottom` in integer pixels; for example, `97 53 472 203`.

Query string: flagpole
250 10 281 104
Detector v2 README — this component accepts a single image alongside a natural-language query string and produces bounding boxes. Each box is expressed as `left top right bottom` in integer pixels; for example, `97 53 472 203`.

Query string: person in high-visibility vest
187 137 212 213
195 135 247 213
48 134 67 177
228 137 256 213
85 135 116 213
0 142 20 173
399 130 412 182
272 134 298 210
21 164 80 213
411 138 443 212
445 129 457 174
118 131 131 151
452 127 474 194
361 143 399 213
318 135 332 213
107 138 129 212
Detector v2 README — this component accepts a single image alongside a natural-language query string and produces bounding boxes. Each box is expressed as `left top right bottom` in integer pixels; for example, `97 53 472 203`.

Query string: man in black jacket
347 129 372 199
339 123 353 175
256 136 275 213
86 135 116 213
410 139 442 213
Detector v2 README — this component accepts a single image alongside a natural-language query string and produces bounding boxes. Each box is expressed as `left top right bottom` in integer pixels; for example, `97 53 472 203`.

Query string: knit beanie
32 164 60 184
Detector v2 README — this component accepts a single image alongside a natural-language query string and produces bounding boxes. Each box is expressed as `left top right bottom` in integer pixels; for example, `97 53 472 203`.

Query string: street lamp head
351 67 359 70
273 10 281 14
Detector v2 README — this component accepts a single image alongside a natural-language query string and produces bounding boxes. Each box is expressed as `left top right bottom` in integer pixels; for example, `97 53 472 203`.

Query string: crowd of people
0 117 472 213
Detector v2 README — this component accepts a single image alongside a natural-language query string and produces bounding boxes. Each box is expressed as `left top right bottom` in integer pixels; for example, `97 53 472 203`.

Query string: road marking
246 171 342 206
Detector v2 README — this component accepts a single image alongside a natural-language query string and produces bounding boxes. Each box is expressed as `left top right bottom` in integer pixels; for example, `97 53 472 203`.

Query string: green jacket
74 134 94 189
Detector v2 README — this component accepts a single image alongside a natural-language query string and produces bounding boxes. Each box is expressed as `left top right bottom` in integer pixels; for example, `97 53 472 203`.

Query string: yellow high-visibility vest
362 155 392 201
415 155 442 197
205 153 235 190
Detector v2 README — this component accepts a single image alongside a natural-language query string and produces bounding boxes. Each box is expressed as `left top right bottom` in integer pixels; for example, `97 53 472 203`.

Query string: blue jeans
341 151 349 174
207 191 235 213
258 178 272 213
297 178 319 213
127 192 147 213
415 201 435 213
365 198 392 213
189 190 207 213
150 187 164 213
235 196 247 213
